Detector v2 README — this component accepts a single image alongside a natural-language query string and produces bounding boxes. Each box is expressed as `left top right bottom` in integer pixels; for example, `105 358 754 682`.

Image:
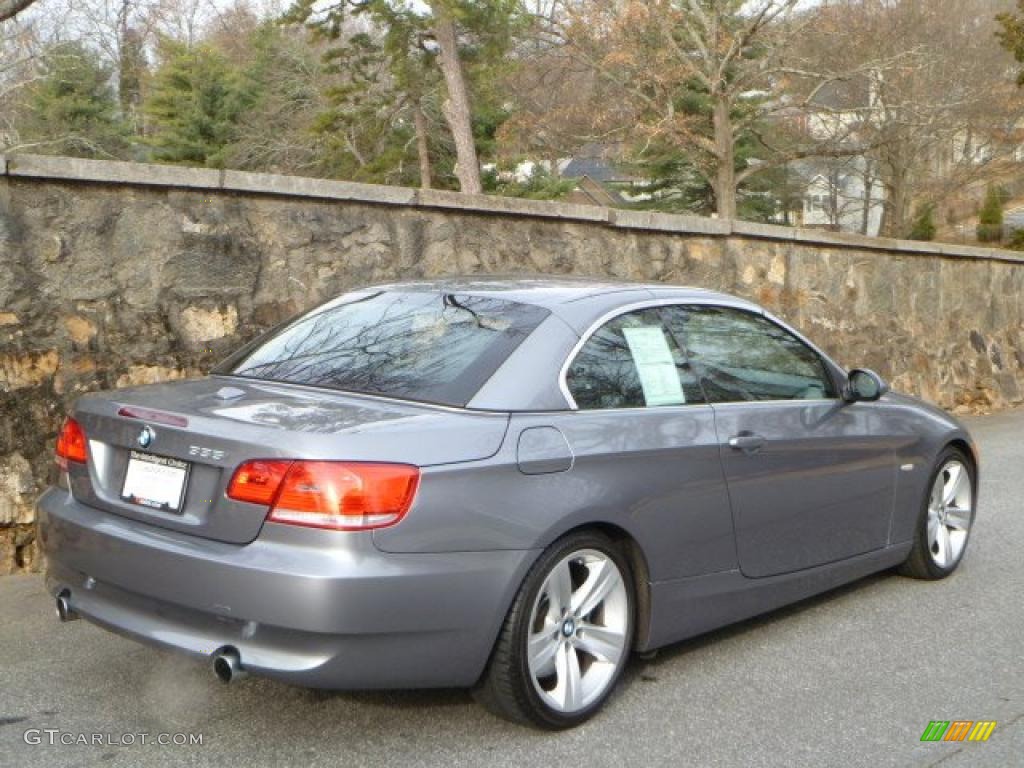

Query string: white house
794 157 885 236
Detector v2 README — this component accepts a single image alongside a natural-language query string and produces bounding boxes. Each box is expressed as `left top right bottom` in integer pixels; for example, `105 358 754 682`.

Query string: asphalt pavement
1 410 1022 768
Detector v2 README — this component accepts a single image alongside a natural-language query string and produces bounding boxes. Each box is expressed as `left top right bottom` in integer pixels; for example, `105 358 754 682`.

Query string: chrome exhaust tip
56 590 79 622
212 647 247 684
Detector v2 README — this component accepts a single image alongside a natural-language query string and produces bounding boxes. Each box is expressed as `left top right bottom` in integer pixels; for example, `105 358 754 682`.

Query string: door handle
728 433 766 452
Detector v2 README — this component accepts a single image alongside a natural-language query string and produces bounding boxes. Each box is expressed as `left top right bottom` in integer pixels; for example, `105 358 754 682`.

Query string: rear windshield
216 291 549 407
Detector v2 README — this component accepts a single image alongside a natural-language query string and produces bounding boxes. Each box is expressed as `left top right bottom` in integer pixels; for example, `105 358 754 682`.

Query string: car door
549 305 736 582
663 304 897 579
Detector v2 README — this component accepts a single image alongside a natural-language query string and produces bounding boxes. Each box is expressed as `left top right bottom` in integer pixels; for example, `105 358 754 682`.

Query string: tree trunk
712 96 737 219
828 168 841 230
413 99 433 190
0 0 38 22
881 162 911 239
432 5 482 194
860 160 875 236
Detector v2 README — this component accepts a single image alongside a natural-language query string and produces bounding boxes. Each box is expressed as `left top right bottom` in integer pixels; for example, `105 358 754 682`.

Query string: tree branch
0 0 37 22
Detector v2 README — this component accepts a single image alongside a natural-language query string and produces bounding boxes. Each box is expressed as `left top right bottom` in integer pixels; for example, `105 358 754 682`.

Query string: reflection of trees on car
567 308 703 409
224 292 547 407
672 307 833 402
568 304 835 409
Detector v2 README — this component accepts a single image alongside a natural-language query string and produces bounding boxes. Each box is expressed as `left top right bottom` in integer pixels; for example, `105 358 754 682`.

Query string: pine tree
909 203 937 241
143 40 249 167
977 185 1005 244
16 42 128 158
285 0 520 192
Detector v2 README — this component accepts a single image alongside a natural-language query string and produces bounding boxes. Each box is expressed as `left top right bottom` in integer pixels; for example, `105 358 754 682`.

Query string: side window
565 308 704 410
666 306 836 403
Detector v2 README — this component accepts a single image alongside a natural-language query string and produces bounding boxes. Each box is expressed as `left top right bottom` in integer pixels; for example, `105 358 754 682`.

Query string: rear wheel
474 531 634 729
898 447 976 580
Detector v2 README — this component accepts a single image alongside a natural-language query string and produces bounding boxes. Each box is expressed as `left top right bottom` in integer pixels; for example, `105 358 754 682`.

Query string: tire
473 530 635 729
897 446 976 580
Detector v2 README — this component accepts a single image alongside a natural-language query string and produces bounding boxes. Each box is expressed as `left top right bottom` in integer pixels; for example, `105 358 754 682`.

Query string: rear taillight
226 460 419 531
224 460 292 506
55 417 88 469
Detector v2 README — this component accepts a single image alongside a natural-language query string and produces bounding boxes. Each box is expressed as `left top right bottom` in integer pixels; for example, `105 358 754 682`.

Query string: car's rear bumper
37 487 536 689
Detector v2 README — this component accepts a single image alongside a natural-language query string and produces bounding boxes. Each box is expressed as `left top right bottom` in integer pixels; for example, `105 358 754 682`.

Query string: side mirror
843 369 888 403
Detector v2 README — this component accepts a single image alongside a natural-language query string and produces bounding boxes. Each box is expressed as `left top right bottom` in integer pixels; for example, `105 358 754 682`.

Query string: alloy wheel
927 460 973 569
526 549 629 714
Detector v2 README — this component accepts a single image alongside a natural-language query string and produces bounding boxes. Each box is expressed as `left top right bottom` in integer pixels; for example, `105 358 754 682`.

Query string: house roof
564 175 627 207
561 156 630 183
560 142 640 183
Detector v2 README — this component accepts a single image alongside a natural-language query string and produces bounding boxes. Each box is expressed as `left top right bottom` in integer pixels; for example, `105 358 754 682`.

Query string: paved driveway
1 411 1022 768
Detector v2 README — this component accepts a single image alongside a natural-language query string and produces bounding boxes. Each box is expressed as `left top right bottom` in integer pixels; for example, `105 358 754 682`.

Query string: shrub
977 185 1005 243
909 203 937 241
1007 228 1024 251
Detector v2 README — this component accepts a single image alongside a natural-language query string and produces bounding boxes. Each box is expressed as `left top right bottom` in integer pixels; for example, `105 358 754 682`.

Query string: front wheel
474 531 635 729
898 447 976 580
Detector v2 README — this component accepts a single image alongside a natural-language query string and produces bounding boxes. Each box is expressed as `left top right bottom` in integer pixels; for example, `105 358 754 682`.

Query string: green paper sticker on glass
622 326 685 407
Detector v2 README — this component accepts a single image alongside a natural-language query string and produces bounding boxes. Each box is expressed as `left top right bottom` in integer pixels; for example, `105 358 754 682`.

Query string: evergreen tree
285 0 521 192
977 185 1005 243
1007 228 1024 251
16 42 127 158
909 203 937 241
617 75 796 222
143 40 250 167
310 23 442 186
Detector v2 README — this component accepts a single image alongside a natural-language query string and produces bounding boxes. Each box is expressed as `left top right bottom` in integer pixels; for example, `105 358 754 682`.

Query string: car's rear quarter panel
374 408 738 582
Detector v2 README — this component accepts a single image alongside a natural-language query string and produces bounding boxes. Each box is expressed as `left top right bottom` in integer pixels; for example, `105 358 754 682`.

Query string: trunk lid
69 376 508 544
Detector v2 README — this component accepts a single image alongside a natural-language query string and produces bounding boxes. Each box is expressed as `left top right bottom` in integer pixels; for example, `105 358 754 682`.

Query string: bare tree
531 0 896 219
807 0 1024 237
0 10 52 148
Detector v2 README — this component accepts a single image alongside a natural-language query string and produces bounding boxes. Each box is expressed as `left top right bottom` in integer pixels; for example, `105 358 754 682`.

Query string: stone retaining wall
1 154 1022 573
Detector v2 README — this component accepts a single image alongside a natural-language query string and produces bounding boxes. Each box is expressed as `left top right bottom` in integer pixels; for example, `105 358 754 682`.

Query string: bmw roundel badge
137 426 155 449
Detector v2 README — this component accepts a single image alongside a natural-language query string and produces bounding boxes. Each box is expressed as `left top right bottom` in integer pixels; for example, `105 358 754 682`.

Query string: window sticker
621 326 685 407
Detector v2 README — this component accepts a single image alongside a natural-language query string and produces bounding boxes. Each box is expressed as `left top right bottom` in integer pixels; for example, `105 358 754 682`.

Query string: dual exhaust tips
55 589 247 684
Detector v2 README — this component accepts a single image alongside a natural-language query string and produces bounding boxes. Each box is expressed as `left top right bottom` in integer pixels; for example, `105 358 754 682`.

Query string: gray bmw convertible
39 277 978 728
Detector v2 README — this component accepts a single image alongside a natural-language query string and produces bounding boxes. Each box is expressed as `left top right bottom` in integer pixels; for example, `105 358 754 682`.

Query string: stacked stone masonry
1 154 1021 573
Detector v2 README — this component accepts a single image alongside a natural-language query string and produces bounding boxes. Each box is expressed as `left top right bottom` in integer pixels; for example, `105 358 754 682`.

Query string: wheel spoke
575 623 625 664
528 631 558 677
927 513 940 547
945 506 971 532
937 525 953 566
942 464 964 506
555 642 583 711
930 476 944 509
572 559 621 618
548 561 573 615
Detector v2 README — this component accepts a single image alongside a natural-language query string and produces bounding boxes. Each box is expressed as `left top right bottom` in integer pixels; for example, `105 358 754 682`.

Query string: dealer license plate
120 450 189 513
